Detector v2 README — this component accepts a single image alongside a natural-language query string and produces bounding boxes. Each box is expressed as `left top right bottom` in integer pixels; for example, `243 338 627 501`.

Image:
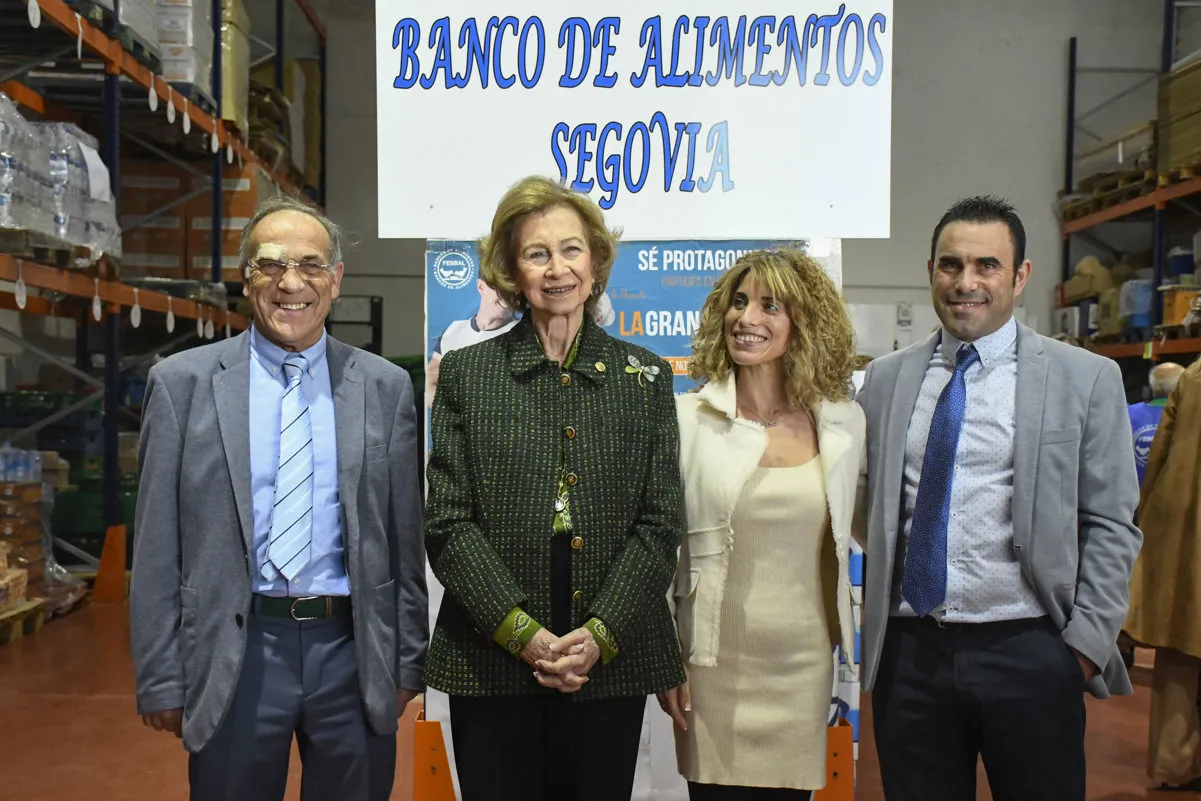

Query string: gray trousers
188 612 396 801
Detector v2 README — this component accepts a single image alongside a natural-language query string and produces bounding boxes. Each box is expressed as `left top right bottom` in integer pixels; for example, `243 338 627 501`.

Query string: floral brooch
625 354 661 386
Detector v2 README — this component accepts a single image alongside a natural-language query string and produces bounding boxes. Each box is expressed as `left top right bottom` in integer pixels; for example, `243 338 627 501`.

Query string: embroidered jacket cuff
584 617 619 665
493 606 543 658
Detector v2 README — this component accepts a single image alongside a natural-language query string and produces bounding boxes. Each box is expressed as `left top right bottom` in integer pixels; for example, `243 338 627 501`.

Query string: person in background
854 195 1141 801
130 195 428 801
661 248 864 801
1124 358 1201 791
423 175 686 801
425 277 517 407
1129 361 1185 486
1117 361 1186 669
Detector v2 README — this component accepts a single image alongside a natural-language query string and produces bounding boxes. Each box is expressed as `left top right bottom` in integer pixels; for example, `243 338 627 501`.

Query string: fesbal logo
434 250 476 290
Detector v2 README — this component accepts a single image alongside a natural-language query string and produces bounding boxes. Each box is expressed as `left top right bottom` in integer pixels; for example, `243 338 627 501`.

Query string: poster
376 3 893 240
423 238 863 798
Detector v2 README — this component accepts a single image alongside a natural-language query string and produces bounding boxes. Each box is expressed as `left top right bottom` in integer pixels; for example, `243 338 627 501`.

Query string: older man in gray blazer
129 195 428 801
854 196 1141 801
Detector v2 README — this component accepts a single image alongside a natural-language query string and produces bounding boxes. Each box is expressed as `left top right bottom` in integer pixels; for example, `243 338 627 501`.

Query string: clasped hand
521 627 600 693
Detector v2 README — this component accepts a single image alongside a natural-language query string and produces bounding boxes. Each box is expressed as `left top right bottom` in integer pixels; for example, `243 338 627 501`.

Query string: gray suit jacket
129 330 429 753
853 324 1141 699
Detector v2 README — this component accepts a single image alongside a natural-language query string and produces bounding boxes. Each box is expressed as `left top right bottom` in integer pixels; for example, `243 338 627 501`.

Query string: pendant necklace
739 403 783 428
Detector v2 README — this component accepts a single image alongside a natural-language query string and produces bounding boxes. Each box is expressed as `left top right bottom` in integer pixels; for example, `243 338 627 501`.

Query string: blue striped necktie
902 343 980 617
264 353 314 581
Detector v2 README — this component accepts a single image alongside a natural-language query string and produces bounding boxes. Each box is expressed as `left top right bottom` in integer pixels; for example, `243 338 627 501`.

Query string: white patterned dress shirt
890 317 1046 622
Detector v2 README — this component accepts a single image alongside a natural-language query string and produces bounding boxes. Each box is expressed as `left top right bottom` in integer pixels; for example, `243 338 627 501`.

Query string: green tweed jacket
424 314 686 699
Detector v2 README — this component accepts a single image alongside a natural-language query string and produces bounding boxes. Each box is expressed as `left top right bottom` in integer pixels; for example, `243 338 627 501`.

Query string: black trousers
449 693 647 801
688 782 811 800
872 616 1087 801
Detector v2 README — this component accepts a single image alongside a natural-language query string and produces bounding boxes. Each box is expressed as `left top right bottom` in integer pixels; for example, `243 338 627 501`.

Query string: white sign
376 3 893 241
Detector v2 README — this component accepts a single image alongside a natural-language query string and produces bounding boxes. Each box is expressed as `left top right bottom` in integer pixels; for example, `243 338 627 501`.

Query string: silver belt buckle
290 596 330 621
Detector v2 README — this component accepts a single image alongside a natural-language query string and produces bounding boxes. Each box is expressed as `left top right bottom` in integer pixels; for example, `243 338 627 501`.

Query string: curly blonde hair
689 247 857 409
479 176 620 314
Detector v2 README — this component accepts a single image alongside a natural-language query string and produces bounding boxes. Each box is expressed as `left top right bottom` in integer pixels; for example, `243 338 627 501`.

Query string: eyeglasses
249 258 333 278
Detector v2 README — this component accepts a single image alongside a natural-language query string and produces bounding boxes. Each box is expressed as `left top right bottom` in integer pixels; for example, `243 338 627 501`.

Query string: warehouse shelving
1060 0 1201 363
0 0 327 567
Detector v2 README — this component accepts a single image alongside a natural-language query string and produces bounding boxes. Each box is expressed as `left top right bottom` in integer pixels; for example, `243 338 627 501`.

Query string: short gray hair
239 193 346 268
1150 362 1186 397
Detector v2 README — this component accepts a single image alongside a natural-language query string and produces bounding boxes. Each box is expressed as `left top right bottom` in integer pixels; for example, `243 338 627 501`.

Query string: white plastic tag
14 260 26 310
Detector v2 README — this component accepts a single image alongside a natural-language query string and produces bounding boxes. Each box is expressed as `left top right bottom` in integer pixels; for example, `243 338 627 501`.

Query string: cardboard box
156 5 213 47
0 484 41 504
122 213 187 276
161 44 213 98
9 556 42 589
185 163 275 219
0 518 41 544
188 227 245 281
0 567 28 612
120 160 190 216
0 497 41 524
1163 287 1201 326
3 539 42 564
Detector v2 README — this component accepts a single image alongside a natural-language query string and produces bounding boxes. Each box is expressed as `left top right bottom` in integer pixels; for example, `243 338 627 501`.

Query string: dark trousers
188 613 396 801
688 782 812 800
449 694 647 801
872 616 1086 801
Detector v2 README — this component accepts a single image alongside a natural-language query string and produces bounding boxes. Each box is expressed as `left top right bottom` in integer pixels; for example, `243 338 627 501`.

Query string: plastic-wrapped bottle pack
0 92 121 264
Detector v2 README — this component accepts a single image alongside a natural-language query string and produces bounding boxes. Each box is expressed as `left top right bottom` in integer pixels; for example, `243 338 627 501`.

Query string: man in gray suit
854 196 1141 801
130 194 428 800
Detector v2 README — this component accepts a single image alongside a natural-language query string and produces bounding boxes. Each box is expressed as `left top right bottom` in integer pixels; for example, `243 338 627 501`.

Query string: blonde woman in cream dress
659 248 865 801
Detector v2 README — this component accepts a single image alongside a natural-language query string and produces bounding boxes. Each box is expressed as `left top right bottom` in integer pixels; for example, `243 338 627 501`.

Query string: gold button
560 374 571 386
572 590 583 602
571 536 583 550
564 426 576 439
566 473 578 486
595 361 606 372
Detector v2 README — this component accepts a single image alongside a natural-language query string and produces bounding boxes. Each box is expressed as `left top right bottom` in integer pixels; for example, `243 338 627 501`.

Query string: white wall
320 0 1164 356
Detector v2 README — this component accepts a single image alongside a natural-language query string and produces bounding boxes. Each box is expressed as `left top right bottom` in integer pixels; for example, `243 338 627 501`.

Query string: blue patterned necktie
902 344 980 617
264 353 314 581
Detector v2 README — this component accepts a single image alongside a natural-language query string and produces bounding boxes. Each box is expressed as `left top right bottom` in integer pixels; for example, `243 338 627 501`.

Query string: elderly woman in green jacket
423 175 686 801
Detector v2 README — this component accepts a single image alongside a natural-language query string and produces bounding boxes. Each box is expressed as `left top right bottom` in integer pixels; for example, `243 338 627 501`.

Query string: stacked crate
0 479 41 610
121 159 275 282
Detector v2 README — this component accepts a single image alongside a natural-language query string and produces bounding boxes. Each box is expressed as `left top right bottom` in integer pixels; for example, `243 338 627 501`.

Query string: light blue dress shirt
892 316 1045 623
248 326 349 597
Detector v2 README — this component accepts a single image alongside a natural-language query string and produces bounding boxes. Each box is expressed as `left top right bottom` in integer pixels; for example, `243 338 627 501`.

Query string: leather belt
251 594 352 621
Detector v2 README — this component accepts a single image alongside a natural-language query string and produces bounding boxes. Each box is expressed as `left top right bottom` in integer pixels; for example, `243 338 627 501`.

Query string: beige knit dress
677 458 832 791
